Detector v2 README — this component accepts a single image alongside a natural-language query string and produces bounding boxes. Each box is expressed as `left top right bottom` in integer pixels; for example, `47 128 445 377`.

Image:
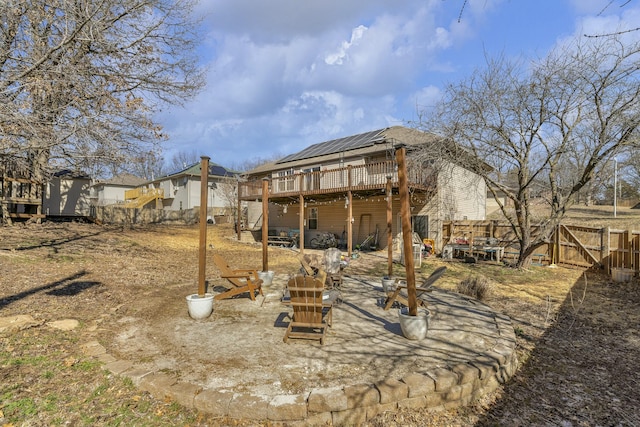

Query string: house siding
45 177 91 216
256 197 405 249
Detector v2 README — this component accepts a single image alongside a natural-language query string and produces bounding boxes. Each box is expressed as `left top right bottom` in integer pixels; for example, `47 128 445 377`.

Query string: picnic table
267 235 298 247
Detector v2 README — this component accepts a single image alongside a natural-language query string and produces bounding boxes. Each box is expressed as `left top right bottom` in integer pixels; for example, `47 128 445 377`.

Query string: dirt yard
1 219 639 426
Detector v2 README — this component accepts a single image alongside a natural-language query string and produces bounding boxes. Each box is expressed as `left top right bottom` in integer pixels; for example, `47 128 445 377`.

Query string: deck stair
122 188 164 208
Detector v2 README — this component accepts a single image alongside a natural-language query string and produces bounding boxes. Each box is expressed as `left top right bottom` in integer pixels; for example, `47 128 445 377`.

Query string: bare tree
216 179 239 223
168 150 201 172
0 0 204 187
418 36 640 267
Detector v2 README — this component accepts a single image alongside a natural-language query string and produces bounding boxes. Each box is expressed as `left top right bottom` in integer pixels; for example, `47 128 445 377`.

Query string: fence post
602 227 610 274
624 229 632 269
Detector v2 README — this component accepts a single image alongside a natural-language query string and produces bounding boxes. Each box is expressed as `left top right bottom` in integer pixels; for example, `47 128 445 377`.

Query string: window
302 166 320 191
277 169 295 192
308 207 318 230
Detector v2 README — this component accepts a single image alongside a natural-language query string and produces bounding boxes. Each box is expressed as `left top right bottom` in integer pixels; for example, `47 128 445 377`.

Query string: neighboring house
138 162 239 216
1 156 45 223
239 126 486 253
44 169 92 217
90 173 147 206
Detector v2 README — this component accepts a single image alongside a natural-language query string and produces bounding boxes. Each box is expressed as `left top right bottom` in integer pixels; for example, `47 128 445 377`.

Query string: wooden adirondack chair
384 266 447 310
297 253 327 287
212 253 264 301
283 275 333 345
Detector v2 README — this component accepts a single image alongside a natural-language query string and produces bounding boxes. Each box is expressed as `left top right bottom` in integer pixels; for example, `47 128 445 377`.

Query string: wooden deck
239 160 435 201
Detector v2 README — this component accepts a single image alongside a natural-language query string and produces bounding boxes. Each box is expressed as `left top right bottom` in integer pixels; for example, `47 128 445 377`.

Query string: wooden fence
442 220 640 275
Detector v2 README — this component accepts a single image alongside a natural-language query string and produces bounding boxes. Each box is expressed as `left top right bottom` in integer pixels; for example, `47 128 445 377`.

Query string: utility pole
614 158 617 218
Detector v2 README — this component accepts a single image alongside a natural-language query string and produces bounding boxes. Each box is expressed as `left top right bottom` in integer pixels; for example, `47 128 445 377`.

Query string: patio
102 272 517 423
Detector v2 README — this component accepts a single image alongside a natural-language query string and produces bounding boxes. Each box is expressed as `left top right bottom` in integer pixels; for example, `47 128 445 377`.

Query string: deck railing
124 187 164 200
239 160 435 200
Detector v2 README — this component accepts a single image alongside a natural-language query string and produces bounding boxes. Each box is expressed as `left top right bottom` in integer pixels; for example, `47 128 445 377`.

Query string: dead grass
1 219 639 426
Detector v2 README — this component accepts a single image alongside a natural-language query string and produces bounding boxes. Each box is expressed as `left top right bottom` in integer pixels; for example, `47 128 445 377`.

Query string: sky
155 0 640 169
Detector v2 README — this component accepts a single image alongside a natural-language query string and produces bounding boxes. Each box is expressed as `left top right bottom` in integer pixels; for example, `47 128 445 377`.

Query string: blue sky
156 0 640 169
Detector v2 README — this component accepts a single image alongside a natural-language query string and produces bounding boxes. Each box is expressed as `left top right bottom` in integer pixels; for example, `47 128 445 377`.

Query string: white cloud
324 25 368 66
160 0 554 167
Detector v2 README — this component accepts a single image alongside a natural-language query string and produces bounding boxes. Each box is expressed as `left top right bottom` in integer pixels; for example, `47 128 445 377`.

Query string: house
44 169 92 217
90 173 147 207
239 126 486 253
136 162 239 219
1 156 45 223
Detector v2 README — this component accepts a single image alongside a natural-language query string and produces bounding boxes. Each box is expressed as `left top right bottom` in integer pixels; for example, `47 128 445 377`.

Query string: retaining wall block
194 389 233 416
452 363 480 385
402 372 436 398
228 394 270 420
332 406 368 426
398 395 427 410
427 368 458 392
267 393 308 421
470 355 500 379
459 382 475 406
481 374 500 391
505 355 519 377
485 350 507 366
285 411 332 427
424 391 445 408
497 365 511 384
138 372 177 399
366 401 398 419
443 385 462 404
375 378 409 404
307 387 348 413
493 342 515 359
166 382 202 409
344 383 380 409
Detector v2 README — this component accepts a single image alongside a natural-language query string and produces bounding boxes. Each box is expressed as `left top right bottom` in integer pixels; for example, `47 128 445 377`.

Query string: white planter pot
186 293 214 320
258 270 275 286
611 267 634 283
381 276 396 293
398 307 430 340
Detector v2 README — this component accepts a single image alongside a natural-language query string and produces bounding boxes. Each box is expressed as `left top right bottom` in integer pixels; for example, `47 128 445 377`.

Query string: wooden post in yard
198 156 210 297
396 146 418 315
347 165 353 257
237 185 242 242
262 178 269 272
299 194 305 254
386 175 393 277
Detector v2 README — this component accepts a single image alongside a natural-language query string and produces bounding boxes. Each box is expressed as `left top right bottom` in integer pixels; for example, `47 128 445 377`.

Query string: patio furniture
283 275 333 345
323 247 343 289
384 266 447 310
212 253 264 301
298 253 328 287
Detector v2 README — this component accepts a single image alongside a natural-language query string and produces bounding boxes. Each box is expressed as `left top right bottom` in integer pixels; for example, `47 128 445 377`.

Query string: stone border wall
82 312 517 425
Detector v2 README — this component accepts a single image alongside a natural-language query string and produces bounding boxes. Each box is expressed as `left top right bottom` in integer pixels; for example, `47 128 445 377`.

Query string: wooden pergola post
198 156 210 297
261 178 269 272
396 146 418 315
386 175 393 278
236 180 242 242
347 165 353 257
299 194 305 254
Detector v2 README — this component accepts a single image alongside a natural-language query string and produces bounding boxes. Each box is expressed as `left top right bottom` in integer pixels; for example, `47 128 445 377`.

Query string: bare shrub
457 276 492 300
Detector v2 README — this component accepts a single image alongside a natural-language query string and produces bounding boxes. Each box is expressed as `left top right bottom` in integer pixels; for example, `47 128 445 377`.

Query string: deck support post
262 178 269 272
386 175 393 277
299 194 305 254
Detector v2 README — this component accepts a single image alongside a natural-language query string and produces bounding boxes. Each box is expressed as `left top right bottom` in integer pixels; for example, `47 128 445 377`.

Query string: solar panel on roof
276 128 387 164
